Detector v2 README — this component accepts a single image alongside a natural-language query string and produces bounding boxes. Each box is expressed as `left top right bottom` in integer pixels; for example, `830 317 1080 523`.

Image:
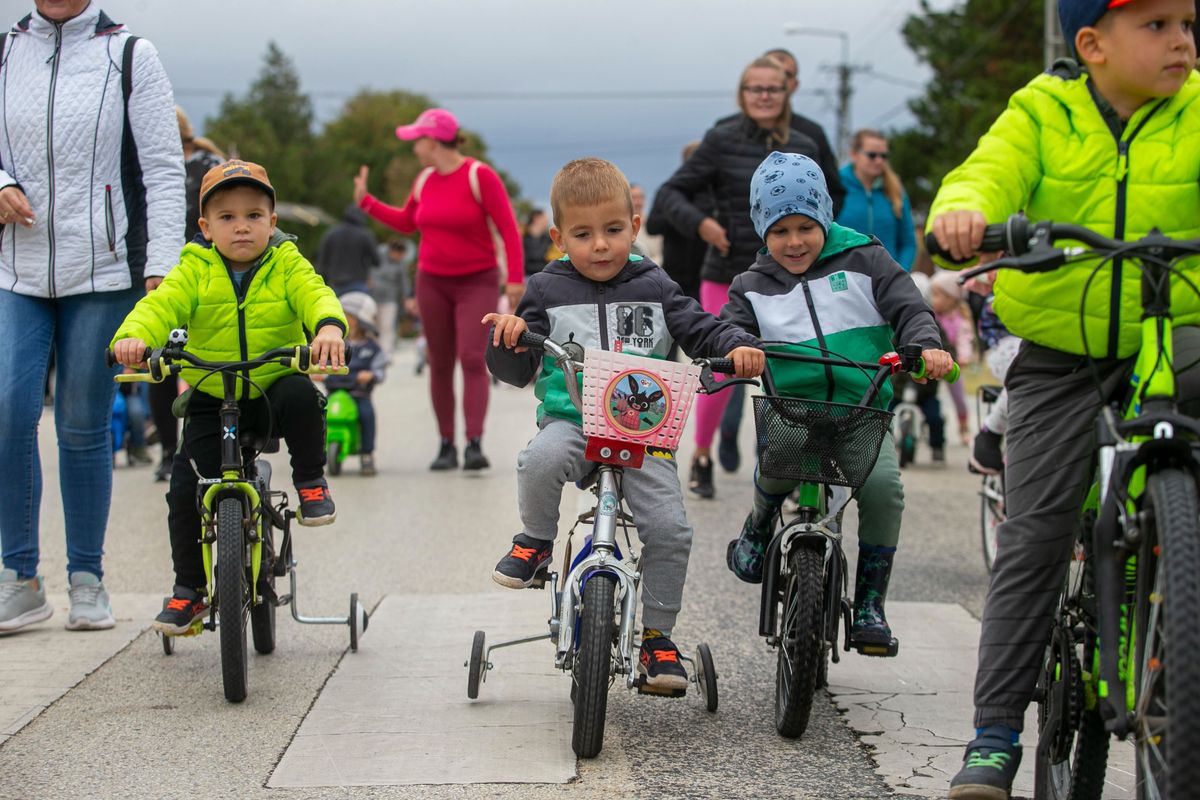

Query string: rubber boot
727 512 772 584
851 545 896 649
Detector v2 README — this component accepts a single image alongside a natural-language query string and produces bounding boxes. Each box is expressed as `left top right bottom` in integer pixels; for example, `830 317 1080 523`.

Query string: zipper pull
1116 140 1129 182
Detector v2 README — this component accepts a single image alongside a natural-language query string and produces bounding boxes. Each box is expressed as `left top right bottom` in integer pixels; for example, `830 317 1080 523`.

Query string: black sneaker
717 430 740 473
154 455 173 483
360 454 376 477
969 429 1004 475
727 513 771 583
689 454 714 498
295 478 336 526
639 632 688 690
153 586 209 635
931 447 946 464
462 438 489 470
492 535 553 589
430 440 457 471
948 727 1022 799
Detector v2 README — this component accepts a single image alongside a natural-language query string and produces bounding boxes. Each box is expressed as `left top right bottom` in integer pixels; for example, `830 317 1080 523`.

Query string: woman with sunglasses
652 56 825 499
836 129 916 271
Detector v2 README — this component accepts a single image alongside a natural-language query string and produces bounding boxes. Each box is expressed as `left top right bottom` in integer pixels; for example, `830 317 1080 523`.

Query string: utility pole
783 26 870 159
1045 0 1066 69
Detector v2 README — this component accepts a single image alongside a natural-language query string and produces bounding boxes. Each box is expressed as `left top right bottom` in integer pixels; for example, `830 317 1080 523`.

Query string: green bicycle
108 333 369 702
931 215 1200 799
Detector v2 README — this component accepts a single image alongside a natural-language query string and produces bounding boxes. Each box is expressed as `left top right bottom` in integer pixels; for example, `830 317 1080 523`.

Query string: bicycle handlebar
107 344 351 383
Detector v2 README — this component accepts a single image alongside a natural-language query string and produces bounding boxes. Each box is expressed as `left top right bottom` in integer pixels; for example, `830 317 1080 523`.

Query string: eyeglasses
862 151 889 160
741 85 788 97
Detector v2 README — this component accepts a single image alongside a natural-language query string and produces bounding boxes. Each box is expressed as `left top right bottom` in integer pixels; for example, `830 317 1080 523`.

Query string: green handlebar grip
912 360 961 383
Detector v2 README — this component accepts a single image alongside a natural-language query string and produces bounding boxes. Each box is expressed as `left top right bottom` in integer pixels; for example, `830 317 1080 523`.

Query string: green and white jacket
721 223 940 406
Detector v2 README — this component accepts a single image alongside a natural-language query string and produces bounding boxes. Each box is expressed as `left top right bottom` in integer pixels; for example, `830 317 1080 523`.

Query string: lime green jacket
111 232 346 399
929 68 1200 357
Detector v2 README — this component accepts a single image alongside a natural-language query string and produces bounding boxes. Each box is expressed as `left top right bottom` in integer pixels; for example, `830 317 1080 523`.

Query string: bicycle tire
1134 469 1200 799
1033 630 1109 800
250 514 277 656
217 496 249 703
980 472 1004 573
775 543 825 738
897 412 916 468
572 573 616 758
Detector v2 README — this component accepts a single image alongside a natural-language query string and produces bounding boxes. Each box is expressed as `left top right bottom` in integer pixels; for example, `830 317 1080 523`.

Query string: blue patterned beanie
749 152 833 240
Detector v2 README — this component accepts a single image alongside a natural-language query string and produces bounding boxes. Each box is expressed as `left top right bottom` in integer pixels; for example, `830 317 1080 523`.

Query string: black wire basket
752 395 893 488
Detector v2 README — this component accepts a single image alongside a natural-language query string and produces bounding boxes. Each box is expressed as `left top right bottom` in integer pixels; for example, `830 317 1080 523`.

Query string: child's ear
1075 27 1106 66
270 211 278 232
549 225 564 254
631 213 642 242
197 216 213 242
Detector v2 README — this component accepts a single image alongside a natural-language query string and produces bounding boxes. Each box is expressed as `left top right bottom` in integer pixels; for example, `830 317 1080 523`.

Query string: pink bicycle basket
580 349 701 451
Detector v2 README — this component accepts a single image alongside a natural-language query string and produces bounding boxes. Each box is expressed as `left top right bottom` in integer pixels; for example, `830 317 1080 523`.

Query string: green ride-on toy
324 388 360 476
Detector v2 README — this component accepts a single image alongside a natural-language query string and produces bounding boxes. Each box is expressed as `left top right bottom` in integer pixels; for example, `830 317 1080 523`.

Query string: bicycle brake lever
697 363 759 394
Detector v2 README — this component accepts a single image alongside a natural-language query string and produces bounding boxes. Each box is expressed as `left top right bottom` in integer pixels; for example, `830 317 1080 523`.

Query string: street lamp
783 25 860 159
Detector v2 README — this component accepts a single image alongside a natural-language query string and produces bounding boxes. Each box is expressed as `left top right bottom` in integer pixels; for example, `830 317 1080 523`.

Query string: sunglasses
862 151 889 161
742 85 788 97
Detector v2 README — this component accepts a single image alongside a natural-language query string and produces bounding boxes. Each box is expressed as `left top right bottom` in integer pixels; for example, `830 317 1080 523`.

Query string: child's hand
356 370 373 385
310 324 346 370
113 337 149 368
727 346 765 378
917 348 954 382
482 312 529 352
930 210 992 262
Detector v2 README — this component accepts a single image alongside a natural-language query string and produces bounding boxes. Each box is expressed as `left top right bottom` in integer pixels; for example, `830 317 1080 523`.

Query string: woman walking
836 129 916 271
353 108 523 470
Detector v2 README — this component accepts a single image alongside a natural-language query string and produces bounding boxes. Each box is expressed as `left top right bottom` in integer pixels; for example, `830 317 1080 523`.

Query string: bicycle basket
581 349 701 451
753 395 893 488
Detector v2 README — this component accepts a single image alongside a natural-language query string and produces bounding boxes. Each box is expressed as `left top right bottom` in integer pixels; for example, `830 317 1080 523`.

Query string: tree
204 42 316 208
889 0 1044 210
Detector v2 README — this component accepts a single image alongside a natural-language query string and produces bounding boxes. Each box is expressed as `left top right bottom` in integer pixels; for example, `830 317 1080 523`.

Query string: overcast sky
6 0 958 207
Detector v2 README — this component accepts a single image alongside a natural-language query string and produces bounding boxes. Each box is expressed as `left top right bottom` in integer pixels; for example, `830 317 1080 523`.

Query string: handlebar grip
706 357 737 375
115 372 158 384
517 331 547 350
105 345 151 368
924 223 1011 263
911 359 961 383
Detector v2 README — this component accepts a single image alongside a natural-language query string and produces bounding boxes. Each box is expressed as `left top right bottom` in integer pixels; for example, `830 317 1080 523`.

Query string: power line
173 87 825 103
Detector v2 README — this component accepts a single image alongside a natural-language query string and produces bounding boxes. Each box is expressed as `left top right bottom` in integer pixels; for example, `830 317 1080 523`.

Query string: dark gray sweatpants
517 419 693 633
974 327 1200 730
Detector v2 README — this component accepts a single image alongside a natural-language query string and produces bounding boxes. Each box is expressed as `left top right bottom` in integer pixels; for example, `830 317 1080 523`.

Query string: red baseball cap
396 108 459 143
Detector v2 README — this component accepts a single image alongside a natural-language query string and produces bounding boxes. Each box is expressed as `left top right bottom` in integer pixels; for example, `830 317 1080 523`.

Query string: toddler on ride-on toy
319 291 387 476
722 152 952 651
111 160 347 635
484 157 763 690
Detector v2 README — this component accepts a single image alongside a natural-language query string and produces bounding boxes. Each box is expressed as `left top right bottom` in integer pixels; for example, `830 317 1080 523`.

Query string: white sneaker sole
640 667 689 691
65 610 116 631
0 601 53 633
297 511 336 527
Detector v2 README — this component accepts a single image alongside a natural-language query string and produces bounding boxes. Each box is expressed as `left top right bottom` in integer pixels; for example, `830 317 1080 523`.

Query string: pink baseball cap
396 108 459 143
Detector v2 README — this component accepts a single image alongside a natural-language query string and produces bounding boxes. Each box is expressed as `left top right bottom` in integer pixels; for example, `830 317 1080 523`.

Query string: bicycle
465 333 736 758
975 383 1005 573
928 215 1200 799
107 331 370 703
747 342 958 739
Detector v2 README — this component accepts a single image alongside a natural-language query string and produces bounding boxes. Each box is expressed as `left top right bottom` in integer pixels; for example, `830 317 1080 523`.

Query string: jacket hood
838 163 881 192
751 221 874 277
19 4 119 38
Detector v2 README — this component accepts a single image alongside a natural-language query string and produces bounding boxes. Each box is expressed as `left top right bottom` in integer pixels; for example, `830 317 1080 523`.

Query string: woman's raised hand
352 165 370 205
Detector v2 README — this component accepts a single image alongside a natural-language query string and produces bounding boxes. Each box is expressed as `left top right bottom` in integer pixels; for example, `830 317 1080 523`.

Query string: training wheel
467 630 486 699
695 643 718 713
349 592 369 652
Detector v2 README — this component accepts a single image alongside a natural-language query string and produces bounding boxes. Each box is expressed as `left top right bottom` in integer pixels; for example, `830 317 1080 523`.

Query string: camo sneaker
0 569 53 633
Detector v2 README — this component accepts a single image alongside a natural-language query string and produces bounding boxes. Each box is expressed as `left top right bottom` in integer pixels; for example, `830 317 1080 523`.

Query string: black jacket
316 205 379 288
645 188 712 301
651 115 822 285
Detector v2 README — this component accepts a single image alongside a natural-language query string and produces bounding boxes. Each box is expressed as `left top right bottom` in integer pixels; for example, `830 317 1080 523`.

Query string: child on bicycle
927 2 1200 797
722 152 953 652
320 291 387 476
484 157 764 689
111 159 347 635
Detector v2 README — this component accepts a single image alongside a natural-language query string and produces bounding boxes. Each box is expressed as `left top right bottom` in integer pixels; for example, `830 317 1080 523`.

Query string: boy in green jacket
112 160 347 635
928 2 1200 797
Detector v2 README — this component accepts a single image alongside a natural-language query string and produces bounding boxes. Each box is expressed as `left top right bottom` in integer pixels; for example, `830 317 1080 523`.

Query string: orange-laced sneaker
491 534 553 589
152 586 209 635
639 631 688 690
295 478 336 527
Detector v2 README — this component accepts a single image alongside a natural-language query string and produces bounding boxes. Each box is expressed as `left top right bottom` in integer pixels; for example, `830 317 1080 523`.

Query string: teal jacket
722 224 940 406
112 232 346 399
835 164 916 271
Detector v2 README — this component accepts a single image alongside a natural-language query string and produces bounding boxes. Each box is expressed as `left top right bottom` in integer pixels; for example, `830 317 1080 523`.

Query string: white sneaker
65 572 115 630
0 568 53 633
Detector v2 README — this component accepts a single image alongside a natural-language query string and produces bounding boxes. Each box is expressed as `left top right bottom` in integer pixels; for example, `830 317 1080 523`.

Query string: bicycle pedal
275 593 293 607
850 637 899 658
529 569 551 590
634 675 687 698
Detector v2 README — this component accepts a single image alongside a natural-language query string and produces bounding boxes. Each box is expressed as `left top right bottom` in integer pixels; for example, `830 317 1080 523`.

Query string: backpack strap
467 160 483 205
412 166 435 203
467 160 507 277
121 34 140 109
0 33 8 63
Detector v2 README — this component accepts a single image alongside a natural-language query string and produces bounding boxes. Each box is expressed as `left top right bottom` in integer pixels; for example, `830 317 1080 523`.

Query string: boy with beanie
928 1 1200 797
112 160 347 635
721 153 952 651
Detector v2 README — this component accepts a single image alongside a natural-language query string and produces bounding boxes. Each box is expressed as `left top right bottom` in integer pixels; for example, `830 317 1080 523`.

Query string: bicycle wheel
250 514 277 655
572 572 617 758
1133 469 1200 798
217 496 250 703
980 472 1004 573
775 543 826 738
897 411 916 468
1033 626 1109 800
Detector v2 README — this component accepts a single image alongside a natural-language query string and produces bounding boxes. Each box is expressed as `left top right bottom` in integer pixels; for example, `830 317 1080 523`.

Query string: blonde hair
852 128 904 217
738 56 792 148
549 158 633 227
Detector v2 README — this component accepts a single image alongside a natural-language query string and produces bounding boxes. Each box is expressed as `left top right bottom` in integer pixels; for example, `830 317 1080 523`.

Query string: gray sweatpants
517 419 693 633
974 327 1200 731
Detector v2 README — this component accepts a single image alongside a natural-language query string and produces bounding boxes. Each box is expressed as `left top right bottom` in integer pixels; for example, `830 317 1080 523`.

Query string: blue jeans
354 395 376 453
0 287 138 580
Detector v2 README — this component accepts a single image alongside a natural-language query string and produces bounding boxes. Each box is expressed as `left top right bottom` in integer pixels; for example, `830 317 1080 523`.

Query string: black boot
851 545 896 651
430 439 457 471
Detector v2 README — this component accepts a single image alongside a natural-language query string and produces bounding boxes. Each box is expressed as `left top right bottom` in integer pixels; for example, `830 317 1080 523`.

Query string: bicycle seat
239 431 280 454
576 464 601 491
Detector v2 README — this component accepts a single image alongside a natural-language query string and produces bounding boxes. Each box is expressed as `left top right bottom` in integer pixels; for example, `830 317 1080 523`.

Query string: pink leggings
693 279 733 449
415 267 499 441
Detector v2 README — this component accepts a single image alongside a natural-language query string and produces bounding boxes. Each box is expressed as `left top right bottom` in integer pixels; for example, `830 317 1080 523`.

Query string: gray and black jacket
721 224 939 407
488 255 758 425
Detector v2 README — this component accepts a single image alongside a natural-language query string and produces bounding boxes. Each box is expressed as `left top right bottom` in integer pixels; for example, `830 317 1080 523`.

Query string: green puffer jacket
111 232 346 400
929 67 1200 358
